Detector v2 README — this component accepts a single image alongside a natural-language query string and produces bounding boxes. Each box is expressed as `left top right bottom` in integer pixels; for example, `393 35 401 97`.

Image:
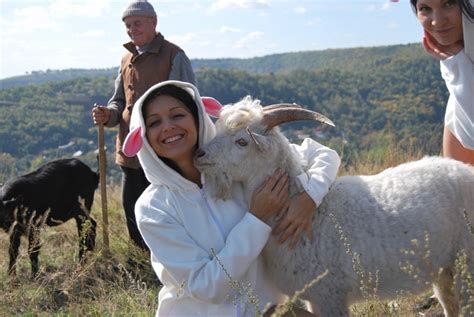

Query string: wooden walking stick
94 103 110 253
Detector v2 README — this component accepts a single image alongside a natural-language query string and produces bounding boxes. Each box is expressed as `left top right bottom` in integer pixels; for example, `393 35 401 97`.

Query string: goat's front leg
27 225 42 278
8 224 22 276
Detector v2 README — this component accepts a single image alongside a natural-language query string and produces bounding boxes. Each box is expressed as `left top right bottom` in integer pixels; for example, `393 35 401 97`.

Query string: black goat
0 158 99 277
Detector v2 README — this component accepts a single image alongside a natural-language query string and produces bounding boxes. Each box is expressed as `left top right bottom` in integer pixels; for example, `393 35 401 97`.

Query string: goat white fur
194 97 474 317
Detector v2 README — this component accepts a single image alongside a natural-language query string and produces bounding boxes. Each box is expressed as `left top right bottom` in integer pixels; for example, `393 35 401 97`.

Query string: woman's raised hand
423 30 464 60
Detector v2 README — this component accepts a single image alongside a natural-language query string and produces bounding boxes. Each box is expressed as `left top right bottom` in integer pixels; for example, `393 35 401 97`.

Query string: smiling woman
142 84 200 182
412 0 463 49
410 0 474 165
120 80 341 316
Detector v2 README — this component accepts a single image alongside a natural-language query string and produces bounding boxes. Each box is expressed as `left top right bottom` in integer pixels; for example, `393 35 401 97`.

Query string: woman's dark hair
410 0 474 19
142 84 200 174
461 0 474 19
410 0 417 13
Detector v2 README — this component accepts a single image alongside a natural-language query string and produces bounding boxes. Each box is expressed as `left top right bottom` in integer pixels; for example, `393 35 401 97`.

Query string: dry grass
0 184 160 316
339 143 426 176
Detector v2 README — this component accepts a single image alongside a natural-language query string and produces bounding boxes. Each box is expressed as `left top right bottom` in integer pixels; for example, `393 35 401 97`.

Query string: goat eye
235 138 248 147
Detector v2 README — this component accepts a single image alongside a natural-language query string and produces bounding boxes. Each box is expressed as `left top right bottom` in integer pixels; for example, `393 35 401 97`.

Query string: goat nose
195 148 206 158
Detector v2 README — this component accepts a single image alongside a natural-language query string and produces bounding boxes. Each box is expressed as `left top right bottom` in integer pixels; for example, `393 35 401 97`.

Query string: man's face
124 16 157 46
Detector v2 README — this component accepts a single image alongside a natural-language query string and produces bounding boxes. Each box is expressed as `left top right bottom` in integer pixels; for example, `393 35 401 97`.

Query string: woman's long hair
461 0 474 19
410 0 474 20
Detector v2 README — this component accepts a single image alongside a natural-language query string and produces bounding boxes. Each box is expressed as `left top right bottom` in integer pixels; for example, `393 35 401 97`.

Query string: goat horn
263 103 303 111
261 107 335 133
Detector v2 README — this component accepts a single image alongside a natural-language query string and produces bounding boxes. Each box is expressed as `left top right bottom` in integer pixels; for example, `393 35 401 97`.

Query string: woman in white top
411 0 474 165
123 80 340 316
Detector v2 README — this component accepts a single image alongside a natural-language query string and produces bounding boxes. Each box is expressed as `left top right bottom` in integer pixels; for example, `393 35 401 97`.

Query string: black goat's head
0 198 18 230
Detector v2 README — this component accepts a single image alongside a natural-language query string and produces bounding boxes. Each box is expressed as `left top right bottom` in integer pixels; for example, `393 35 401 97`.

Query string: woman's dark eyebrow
145 105 188 118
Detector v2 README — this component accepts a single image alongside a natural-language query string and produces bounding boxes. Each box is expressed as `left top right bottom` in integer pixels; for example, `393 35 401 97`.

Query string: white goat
194 97 474 317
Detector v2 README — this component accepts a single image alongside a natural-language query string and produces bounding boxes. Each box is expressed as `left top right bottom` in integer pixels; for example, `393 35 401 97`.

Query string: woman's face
415 0 463 46
144 94 198 165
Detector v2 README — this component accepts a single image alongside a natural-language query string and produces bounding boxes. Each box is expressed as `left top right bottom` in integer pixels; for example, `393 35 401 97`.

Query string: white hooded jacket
130 81 341 316
441 10 474 150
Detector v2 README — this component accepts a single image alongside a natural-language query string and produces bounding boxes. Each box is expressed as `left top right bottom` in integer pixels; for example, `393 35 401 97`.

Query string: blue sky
0 0 422 80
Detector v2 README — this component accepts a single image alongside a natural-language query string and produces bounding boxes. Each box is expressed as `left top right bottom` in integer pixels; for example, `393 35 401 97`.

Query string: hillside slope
1 43 422 89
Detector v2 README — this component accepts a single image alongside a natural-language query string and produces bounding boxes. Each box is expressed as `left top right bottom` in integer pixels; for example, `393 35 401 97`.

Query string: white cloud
366 2 394 12
76 30 106 38
234 31 264 49
2 0 114 37
220 26 242 33
365 5 377 12
294 6 307 14
49 0 113 18
381 3 392 11
209 0 270 13
387 21 399 29
306 17 321 27
168 32 201 47
12 6 60 31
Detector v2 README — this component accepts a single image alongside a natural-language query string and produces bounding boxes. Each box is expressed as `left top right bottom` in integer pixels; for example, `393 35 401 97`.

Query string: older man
92 0 195 262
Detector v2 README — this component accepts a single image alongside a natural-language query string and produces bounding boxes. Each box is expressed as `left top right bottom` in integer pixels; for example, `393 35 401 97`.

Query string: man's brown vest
116 33 182 168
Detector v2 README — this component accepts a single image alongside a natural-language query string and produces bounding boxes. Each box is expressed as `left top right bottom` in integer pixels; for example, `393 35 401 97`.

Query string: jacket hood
129 80 217 190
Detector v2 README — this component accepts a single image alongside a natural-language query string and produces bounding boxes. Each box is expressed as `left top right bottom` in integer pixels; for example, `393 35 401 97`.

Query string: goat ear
123 126 143 157
246 129 271 152
2 198 18 209
201 96 223 118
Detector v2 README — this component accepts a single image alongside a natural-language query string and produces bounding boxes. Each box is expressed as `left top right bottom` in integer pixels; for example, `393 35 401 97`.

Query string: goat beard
203 171 233 200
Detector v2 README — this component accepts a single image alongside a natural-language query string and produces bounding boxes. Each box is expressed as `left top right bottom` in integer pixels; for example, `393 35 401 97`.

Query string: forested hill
192 43 425 74
0 43 447 182
1 43 422 89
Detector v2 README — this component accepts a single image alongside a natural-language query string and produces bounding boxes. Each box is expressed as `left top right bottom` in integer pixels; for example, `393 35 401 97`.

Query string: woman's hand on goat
250 170 289 223
273 191 316 249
